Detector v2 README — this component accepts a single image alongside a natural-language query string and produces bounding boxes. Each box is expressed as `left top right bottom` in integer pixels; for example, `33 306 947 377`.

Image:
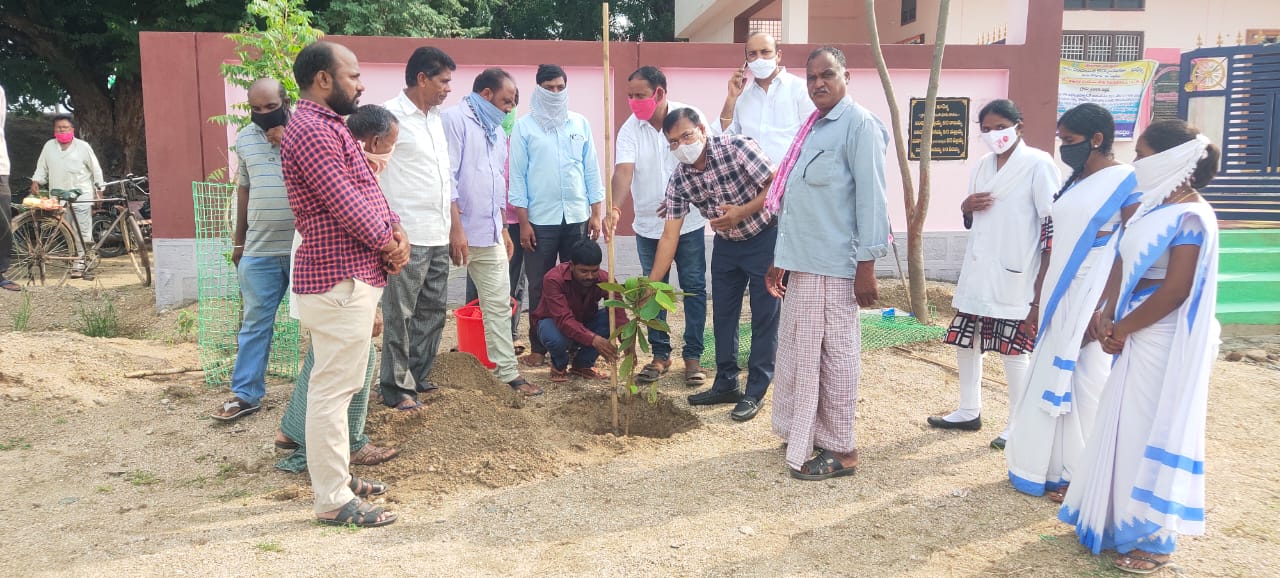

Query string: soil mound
363 352 560 496
553 391 701 439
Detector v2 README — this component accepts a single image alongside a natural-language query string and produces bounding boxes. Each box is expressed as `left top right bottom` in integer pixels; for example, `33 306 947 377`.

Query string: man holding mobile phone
719 32 816 165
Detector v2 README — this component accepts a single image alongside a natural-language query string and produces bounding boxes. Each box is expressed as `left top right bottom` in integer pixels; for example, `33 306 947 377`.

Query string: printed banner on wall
1057 59 1158 140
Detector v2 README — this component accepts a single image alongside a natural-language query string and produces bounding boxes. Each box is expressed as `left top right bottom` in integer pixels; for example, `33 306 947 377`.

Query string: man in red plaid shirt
283 41 409 528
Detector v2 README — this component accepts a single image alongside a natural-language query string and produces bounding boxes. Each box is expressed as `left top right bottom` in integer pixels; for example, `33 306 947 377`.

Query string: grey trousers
379 244 451 406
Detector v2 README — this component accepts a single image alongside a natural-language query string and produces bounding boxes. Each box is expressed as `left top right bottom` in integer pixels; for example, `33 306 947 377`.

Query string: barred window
749 19 782 42
1061 31 1144 62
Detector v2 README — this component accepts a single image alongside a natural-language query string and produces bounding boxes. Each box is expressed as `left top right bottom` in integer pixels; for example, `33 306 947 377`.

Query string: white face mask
673 139 705 165
980 126 1019 155
746 56 777 79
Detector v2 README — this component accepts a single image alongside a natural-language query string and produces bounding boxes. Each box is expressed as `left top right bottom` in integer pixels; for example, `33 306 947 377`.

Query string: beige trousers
466 244 519 383
296 278 382 514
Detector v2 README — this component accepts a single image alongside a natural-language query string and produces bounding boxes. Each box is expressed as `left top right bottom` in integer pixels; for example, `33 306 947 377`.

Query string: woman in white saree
1006 104 1141 500
1060 119 1220 575
927 99 1059 450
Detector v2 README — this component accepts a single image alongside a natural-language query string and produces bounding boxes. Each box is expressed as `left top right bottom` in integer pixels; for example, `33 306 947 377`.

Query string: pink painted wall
225 63 1011 232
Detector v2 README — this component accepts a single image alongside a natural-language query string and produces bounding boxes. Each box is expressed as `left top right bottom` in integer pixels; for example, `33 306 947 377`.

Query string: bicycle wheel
9 211 76 286
122 214 152 286
93 213 125 258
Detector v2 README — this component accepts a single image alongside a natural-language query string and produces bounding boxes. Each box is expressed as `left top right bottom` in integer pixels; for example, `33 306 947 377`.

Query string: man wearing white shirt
30 114 105 278
718 32 816 165
605 66 710 387
379 46 456 410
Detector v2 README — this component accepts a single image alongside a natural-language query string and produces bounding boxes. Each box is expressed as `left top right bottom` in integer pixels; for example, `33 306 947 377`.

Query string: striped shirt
236 123 294 256
283 99 399 294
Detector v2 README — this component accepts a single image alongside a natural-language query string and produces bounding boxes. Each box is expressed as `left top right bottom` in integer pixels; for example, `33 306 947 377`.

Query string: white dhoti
770 272 860 471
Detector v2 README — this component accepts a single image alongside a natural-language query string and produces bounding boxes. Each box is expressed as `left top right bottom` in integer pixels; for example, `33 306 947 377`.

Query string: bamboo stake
602 2 620 436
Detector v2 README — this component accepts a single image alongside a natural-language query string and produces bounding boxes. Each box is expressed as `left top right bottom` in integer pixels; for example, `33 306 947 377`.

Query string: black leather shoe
926 415 982 431
730 398 761 422
687 389 743 406
990 436 1006 450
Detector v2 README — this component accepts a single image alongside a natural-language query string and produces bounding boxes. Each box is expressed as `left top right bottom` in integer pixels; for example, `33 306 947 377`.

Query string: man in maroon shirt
531 240 628 382
283 41 409 528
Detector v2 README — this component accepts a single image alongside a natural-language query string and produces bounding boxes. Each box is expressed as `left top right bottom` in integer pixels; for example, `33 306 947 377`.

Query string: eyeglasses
667 130 699 149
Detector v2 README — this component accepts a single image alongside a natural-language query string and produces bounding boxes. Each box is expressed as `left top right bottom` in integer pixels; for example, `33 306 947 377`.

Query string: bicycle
9 186 151 287
92 175 151 258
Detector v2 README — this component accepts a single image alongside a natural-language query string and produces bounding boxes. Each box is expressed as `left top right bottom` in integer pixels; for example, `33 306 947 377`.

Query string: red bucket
453 298 517 369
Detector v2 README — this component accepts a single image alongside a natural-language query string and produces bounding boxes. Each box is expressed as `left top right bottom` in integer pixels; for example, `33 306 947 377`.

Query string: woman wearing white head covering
1060 119 1221 575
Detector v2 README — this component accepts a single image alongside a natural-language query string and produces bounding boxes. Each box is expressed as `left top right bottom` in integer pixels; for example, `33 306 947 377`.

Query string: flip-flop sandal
1048 485 1069 503
570 366 608 380
210 397 260 421
348 474 388 497
318 498 397 528
391 398 424 411
684 365 707 387
350 444 399 466
508 377 543 396
0 280 20 292
790 449 857 481
636 361 670 384
549 368 570 383
1114 552 1171 574
274 437 299 450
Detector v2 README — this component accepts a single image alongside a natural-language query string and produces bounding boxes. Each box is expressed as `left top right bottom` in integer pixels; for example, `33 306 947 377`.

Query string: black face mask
251 106 289 131
1059 140 1093 172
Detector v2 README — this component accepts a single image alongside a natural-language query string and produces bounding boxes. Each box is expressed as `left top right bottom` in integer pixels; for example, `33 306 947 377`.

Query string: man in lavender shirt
442 68 539 395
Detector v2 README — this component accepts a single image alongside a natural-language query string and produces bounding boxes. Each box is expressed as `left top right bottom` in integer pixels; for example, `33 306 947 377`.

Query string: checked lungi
770 272 862 470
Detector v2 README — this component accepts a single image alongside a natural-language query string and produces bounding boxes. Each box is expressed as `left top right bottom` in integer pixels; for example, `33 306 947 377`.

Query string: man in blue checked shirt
508 64 606 366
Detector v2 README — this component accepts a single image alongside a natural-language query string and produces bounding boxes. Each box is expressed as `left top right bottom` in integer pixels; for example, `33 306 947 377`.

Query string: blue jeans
710 226 779 402
229 255 291 404
538 309 610 371
635 230 707 361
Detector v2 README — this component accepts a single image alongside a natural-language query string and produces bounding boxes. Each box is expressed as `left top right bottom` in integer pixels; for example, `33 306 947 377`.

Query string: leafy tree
214 0 324 127
0 0 248 175
484 0 674 42
319 0 496 38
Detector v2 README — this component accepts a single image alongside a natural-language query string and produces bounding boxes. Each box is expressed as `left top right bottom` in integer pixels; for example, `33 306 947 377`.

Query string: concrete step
1219 228 1280 248
1219 246 1280 273
1217 301 1280 326
1216 271 1280 303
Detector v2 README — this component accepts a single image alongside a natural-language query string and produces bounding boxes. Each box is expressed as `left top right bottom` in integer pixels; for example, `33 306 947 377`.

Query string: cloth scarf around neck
466 92 507 143
530 86 570 132
1131 134 1211 221
763 109 822 213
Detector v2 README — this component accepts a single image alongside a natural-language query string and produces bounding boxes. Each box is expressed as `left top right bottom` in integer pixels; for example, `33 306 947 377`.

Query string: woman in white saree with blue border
1006 104 1140 500
1060 120 1221 575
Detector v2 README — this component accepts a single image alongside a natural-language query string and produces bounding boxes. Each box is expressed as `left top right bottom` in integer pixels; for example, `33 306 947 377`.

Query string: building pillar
782 0 809 44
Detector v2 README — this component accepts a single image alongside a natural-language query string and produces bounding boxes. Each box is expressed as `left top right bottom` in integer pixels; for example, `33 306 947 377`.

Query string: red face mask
55 131 75 144
628 93 660 121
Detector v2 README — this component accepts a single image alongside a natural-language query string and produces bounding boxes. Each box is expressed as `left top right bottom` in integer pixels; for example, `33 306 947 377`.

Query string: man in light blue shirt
442 68 538 396
767 47 890 481
508 64 605 364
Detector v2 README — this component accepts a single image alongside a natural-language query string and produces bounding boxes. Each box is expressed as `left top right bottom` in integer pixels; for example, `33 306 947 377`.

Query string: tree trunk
907 0 951 325
0 12 145 177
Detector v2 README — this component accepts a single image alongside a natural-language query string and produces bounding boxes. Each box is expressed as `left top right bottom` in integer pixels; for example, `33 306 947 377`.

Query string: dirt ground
1 263 1278 577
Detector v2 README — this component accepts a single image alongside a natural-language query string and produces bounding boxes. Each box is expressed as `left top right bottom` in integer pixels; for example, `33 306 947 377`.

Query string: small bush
12 291 32 331
77 299 122 338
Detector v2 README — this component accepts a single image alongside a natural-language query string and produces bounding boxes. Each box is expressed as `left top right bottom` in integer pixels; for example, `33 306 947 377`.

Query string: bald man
719 32 816 165
212 77 298 421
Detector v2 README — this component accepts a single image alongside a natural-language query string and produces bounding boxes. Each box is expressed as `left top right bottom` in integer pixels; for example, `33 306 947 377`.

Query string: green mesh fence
700 310 946 368
193 182 300 387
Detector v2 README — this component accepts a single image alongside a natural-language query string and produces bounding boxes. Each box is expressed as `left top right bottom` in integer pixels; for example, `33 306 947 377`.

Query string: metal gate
1178 43 1280 224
